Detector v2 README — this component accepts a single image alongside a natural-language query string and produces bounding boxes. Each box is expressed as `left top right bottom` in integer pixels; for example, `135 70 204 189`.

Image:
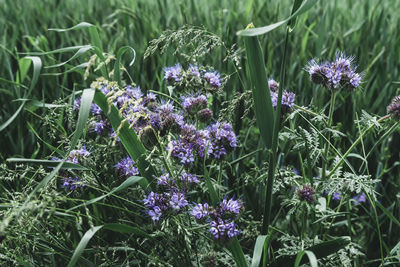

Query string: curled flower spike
116 156 139 177
270 90 296 114
387 95 400 120
268 79 279 92
164 64 183 83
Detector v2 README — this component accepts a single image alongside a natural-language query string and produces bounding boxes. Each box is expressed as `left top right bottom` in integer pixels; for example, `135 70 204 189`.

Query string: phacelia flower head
116 156 139 177
188 64 201 79
219 197 243 215
352 193 367 205
204 71 221 88
210 218 240 240
182 95 208 115
68 146 90 164
297 185 315 203
387 95 400 120
61 176 85 190
164 64 183 83
268 79 279 92
270 90 296 114
306 52 362 91
91 120 107 134
197 108 213 123
208 122 237 159
191 203 210 220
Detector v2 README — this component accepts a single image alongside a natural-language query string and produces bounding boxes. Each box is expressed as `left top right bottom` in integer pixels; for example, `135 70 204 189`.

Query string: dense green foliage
1 0 400 266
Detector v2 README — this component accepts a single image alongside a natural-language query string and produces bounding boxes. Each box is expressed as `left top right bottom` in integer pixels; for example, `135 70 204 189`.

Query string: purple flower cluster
182 95 208 115
268 79 279 92
68 146 91 164
207 122 237 159
116 156 139 177
352 193 367 205
306 51 362 91
163 64 222 89
270 90 296 114
191 197 242 240
164 64 183 83
61 176 85 191
170 121 237 165
387 95 400 120
297 185 315 203
143 171 201 223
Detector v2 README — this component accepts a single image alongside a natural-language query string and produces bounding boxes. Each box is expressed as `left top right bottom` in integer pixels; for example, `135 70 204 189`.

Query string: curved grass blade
295 250 318 267
251 235 270 267
48 22 95 32
93 90 156 185
67 225 103 267
6 158 88 170
114 46 136 86
45 45 93 68
68 176 147 211
237 0 318 36
0 56 42 132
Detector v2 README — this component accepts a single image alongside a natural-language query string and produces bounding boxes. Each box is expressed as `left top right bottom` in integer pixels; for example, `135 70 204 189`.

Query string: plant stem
326 114 390 178
322 91 336 180
261 27 290 234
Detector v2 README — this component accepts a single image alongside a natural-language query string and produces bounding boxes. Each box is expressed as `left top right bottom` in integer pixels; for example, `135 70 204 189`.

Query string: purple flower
204 71 221 88
116 157 139 177
126 85 143 99
188 64 201 78
352 193 367 205
157 173 174 187
219 197 242 215
73 97 81 111
332 192 341 201
209 218 239 239
297 185 315 203
270 90 295 113
182 95 208 115
148 206 162 222
181 173 200 184
91 120 107 134
169 192 188 210
164 64 183 83
387 95 400 120
68 146 90 164
197 108 213 123
90 103 102 115
268 79 279 92
208 122 237 159
191 203 210 220
305 52 362 91
61 176 85 190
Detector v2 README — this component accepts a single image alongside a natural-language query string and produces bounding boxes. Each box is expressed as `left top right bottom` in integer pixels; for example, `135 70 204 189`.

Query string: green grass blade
45 45 93 68
243 34 274 149
237 0 318 36
114 46 136 86
103 223 149 237
251 235 270 267
48 22 95 32
227 237 248 267
6 158 88 170
68 176 147 211
67 225 103 267
93 90 157 185
0 56 42 132
295 250 318 267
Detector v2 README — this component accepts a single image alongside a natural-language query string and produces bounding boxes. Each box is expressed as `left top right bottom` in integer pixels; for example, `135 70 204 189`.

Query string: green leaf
227 237 248 267
114 46 136 86
237 0 318 36
93 90 156 185
17 57 32 83
45 45 93 68
251 235 270 267
67 225 103 267
244 35 274 149
6 158 88 170
287 0 305 30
